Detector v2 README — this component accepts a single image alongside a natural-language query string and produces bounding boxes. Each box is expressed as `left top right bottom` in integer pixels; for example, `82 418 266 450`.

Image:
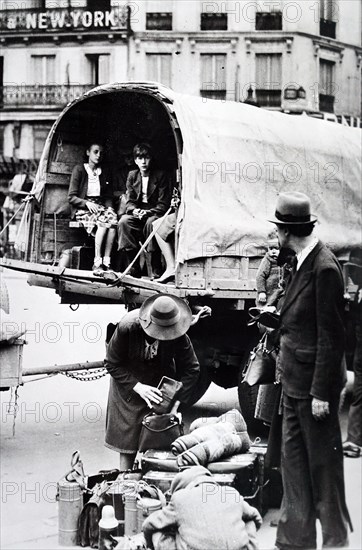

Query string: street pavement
1 270 361 550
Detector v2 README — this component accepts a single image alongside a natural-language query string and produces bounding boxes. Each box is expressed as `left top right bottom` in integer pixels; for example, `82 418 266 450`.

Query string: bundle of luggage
58 409 275 550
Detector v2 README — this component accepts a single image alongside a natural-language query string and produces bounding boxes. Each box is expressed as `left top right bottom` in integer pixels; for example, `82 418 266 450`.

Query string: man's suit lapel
147 172 158 200
281 241 323 316
134 171 142 200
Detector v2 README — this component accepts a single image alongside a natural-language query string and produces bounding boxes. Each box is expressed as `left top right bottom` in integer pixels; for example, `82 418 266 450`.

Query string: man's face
135 154 151 174
276 225 288 248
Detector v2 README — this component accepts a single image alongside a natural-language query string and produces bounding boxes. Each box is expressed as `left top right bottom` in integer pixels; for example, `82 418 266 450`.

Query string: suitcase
70 245 94 270
208 452 268 515
141 450 178 473
142 470 237 501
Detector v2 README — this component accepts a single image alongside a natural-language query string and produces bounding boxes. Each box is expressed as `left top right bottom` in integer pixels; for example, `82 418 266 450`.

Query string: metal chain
7 385 20 437
60 368 108 381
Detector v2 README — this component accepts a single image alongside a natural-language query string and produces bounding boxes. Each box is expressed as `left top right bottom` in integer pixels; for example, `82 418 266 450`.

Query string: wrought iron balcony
0 85 94 109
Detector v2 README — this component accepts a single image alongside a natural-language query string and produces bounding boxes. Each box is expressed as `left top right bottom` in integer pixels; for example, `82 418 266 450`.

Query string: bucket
137 497 162 532
57 478 83 546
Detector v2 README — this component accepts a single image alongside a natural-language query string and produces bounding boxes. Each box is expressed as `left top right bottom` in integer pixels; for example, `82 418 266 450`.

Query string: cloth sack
176 433 249 468
171 422 235 455
138 413 184 453
77 480 109 548
189 409 247 433
242 332 277 386
151 377 183 415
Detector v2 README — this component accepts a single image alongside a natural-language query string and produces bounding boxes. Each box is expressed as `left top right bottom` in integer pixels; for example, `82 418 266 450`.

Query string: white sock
103 256 111 267
93 256 102 267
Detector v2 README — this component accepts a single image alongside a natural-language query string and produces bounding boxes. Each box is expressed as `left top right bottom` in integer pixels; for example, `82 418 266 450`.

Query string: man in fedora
343 248 362 458
104 294 200 470
269 192 352 549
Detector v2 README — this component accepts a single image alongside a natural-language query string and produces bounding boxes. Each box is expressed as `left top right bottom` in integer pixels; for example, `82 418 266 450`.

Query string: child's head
86 143 103 165
170 466 212 494
267 231 279 260
133 142 152 175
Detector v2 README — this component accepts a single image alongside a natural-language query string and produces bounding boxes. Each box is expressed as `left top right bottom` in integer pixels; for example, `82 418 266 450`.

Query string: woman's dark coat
104 309 200 453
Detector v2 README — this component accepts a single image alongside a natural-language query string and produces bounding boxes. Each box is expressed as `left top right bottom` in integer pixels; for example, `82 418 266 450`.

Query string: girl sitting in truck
68 142 117 276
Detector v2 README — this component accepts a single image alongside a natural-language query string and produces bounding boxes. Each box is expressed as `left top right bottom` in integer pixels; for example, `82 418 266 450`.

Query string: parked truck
2 82 361 429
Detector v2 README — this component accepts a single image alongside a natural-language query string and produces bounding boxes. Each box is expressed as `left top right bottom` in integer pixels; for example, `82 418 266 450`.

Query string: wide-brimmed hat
345 248 362 269
269 192 318 225
139 294 193 341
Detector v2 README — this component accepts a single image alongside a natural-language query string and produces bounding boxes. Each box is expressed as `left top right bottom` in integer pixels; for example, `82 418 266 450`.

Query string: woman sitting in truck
68 142 117 276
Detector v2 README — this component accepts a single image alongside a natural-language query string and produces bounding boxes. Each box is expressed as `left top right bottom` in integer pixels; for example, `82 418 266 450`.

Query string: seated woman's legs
154 233 175 282
103 228 116 268
94 226 107 268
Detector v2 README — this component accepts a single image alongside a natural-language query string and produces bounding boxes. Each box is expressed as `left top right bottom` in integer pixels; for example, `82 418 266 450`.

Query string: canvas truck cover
25 84 361 263
173 94 361 263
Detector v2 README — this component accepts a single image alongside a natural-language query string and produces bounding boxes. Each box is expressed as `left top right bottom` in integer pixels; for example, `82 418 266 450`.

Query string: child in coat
256 233 281 307
142 466 262 550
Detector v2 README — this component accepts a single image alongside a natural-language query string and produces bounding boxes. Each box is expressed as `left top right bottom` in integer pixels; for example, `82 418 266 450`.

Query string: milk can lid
99 505 118 529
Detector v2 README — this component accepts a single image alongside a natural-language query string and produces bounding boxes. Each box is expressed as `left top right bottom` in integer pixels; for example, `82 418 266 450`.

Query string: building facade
0 0 361 162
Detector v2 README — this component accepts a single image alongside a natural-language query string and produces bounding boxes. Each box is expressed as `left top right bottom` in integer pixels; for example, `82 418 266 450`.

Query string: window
146 13 172 31
146 54 172 88
86 54 110 86
319 59 335 112
87 0 111 11
32 55 55 85
200 54 227 100
33 125 51 160
45 1 87 6
0 126 4 155
320 0 336 38
255 53 282 107
255 12 282 31
201 13 228 31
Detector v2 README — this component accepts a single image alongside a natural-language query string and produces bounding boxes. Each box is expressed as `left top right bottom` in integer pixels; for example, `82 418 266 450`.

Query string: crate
0 338 25 388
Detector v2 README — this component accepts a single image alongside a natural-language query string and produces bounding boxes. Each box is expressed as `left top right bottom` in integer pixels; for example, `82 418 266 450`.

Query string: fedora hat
139 294 193 341
345 248 362 269
269 192 318 225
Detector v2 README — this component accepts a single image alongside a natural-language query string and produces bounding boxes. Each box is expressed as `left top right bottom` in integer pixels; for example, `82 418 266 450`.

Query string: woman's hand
86 201 99 214
133 383 163 408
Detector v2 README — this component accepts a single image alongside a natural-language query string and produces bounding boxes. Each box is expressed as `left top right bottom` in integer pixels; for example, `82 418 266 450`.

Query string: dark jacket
256 253 281 297
104 309 200 453
68 164 113 218
125 169 171 217
279 240 346 402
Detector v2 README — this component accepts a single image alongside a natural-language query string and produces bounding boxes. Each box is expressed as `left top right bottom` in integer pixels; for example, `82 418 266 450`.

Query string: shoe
102 264 109 271
92 264 105 277
343 441 361 458
154 270 176 284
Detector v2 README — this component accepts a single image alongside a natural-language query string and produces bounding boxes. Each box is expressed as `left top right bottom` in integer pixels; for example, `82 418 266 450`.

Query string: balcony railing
255 89 282 108
0 85 95 109
319 94 335 113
